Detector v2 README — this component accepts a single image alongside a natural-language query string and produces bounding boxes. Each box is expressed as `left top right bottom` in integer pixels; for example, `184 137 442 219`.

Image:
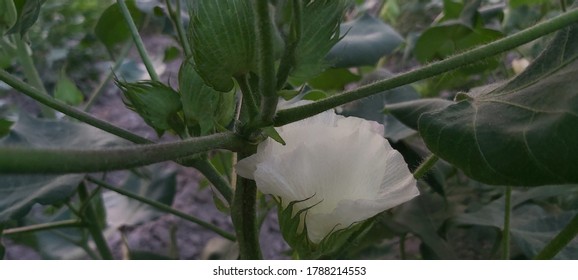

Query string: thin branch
3 220 84 236
87 176 236 241
0 68 151 144
117 0 160 81
274 8 578 126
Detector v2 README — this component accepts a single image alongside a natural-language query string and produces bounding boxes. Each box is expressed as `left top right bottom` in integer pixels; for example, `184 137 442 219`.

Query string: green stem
83 43 132 111
236 75 259 122
413 154 439 180
276 0 302 90
561 0 567 12
253 0 277 126
231 150 262 259
190 159 233 205
0 68 151 144
0 132 244 173
3 220 84 236
78 183 113 260
166 0 192 58
274 8 578 126
502 186 512 260
534 212 578 259
117 0 160 82
13 36 55 118
86 176 236 241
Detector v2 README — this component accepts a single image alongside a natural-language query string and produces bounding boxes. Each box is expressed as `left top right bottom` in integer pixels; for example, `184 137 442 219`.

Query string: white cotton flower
236 107 419 244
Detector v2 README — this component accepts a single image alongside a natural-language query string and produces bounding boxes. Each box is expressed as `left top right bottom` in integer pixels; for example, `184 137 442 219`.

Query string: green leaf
103 170 177 229
419 23 578 186
327 13 404 68
163 46 180 62
116 79 185 137
0 0 17 32
178 60 235 136
188 0 282 92
291 0 349 82
6 0 46 36
0 113 128 223
95 0 144 56
54 70 84 106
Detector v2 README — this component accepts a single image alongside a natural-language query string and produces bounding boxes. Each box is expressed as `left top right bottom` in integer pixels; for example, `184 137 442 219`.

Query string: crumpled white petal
236 108 419 244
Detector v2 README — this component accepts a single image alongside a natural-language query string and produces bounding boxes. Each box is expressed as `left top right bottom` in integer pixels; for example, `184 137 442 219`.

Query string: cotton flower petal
236 107 419 244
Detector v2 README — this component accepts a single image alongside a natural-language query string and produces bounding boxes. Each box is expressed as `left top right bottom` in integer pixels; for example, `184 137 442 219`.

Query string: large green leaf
419 23 578 186
178 60 235 136
290 0 349 82
95 0 144 56
0 114 128 223
6 0 46 36
327 13 404 68
188 0 282 92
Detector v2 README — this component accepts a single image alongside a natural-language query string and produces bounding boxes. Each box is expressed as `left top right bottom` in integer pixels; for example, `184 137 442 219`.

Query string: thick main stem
0 132 243 173
274 8 578 126
231 150 262 259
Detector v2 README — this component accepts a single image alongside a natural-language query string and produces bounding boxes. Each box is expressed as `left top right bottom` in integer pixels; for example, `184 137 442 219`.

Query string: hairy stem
117 0 160 82
87 176 236 241
78 183 113 260
0 68 151 144
274 8 578 126
231 150 262 259
413 154 439 180
253 0 277 126
0 132 243 173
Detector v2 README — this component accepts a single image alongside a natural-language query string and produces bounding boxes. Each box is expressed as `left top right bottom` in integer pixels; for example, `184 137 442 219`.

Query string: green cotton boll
116 80 185 137
187 0 284 92
0 0 17 32
179 60 236 136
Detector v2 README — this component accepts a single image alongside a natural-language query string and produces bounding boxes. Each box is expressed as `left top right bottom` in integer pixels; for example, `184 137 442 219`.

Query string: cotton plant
2 0 578 261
